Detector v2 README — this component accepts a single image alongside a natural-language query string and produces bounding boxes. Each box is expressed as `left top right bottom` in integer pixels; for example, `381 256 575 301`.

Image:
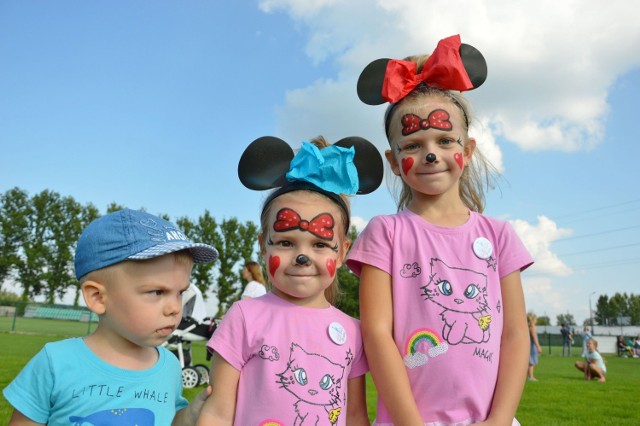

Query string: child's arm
172 386 212 426
8 410 43 426
345 375 370 426
480 270 529 426
359 265 423 426
195 352 240 426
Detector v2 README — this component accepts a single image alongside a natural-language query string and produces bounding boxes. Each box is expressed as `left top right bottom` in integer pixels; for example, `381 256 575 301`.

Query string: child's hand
191 386 213 414
172 386 212 426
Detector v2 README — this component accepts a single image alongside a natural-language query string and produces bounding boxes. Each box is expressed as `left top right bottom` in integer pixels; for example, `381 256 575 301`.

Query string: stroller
163 284 217 388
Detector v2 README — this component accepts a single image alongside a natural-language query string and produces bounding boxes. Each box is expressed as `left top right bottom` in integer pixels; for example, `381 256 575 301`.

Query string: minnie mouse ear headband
357 34 487 106
238 136 384 233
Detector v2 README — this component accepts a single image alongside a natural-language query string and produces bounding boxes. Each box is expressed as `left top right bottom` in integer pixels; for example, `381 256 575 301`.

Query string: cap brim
128 242 218 264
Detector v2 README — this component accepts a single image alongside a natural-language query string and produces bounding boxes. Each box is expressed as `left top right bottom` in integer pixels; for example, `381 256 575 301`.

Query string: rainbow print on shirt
403 328 449 369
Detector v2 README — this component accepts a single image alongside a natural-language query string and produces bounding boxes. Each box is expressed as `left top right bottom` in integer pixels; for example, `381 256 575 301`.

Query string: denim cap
74 209 218 279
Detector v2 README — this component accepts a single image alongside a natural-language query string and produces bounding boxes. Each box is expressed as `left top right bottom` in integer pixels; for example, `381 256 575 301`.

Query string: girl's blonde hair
244 261 266 284
384 55 498 213
257 136 350 306
526 312 537 327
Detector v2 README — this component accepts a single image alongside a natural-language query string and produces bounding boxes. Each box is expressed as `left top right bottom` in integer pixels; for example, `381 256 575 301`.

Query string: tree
556 313 575 326
594 294 611 325
335 226 360 318
177 211 221 300
214 218 259 316
536 316 550 326
0 188 31 288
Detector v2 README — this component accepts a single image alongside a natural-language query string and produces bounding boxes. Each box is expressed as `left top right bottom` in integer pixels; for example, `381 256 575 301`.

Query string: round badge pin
473 237 493 259
328 322 347 345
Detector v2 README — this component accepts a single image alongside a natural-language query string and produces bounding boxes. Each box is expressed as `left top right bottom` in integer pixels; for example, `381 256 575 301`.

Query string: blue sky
1 0 639 323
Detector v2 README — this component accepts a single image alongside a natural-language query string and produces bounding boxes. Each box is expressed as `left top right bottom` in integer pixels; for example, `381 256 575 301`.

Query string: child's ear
336 239 352 268
82 280 107 315
385 149 401 176
464 138 476 165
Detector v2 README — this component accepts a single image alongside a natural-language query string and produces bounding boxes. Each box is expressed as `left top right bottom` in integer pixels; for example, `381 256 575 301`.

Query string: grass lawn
1 326 638 424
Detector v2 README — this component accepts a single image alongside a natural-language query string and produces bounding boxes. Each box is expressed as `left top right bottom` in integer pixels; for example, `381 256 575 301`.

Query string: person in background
561 323 573 357
240 261 267 299
575 338 606 382
527 313 542 382
580 325 592 358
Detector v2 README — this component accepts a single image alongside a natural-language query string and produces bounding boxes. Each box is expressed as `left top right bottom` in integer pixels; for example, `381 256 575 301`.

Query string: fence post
11 301 20 332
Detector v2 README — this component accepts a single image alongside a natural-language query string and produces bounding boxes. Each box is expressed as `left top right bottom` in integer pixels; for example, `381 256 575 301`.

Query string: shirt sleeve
2 347 54 423
206 302 248 371
346 215 394 277
498 221 534 278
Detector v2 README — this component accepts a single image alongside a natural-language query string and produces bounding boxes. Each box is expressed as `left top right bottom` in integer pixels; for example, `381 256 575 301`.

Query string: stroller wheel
193 364 210 385
182 367 200 389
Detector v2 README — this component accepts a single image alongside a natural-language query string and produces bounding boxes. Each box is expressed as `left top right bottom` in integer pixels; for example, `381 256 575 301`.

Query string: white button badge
473 237 493 260
328 322 347 345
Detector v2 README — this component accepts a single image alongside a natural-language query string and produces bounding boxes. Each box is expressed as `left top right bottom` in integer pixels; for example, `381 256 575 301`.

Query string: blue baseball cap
74 209 219 279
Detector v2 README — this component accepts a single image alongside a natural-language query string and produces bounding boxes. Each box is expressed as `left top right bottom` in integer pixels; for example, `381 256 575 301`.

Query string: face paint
426 153 436 163
454 152 464 170
268 255 280 277
295 254 310 265
326 258 337 278
401 109 453 136
401 157 414 175
272 208 335 241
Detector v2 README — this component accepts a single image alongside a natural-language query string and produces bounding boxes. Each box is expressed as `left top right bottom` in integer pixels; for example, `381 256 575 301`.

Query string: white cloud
510 216 573 277
260 0 640 153
350 215 369 233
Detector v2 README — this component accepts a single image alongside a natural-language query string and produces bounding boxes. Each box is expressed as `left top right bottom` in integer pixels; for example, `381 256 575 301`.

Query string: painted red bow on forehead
402 110 452 136
273 208 335 240
381 35 473 104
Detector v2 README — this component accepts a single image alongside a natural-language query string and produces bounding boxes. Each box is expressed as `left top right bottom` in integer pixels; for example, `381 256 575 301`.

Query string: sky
1 0 639 324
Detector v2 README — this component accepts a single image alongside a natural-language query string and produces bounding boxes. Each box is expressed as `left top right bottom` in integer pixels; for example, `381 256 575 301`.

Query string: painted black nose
296 254 310 265
426 153 437 163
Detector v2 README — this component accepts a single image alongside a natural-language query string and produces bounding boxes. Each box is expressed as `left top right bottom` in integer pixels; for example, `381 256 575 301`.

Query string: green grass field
1 320 639 424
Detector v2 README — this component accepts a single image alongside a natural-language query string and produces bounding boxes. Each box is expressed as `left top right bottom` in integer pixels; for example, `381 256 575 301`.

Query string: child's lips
157 326 175 336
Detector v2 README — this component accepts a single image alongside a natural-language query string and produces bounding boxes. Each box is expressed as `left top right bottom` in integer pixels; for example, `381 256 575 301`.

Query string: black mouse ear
238 137 294 190
460 43 487 89
334 137 384 194
356 58 391 105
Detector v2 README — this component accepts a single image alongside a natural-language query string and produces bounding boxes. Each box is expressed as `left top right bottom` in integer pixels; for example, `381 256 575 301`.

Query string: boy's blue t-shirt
3 337 188 425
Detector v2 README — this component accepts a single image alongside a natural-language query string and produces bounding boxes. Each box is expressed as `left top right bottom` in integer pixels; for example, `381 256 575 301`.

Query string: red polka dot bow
273 208 335 240
402 109 452 136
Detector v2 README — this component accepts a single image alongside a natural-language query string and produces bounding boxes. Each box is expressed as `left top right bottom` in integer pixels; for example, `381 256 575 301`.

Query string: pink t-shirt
207 292 368 426
347 209 533 425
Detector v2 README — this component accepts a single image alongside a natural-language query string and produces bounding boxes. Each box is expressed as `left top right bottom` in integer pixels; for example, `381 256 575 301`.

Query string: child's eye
400 142 420 152
439 138 454 146
150 290 164 296
277 240 293 248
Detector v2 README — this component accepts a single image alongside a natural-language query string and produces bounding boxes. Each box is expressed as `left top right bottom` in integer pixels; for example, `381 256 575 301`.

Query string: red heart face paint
326 258 337 278
268 255 280 277
454 152 463 170
401 157 414 175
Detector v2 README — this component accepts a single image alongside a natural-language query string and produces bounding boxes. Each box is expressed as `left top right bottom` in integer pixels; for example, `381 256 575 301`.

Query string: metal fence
0 301 98 336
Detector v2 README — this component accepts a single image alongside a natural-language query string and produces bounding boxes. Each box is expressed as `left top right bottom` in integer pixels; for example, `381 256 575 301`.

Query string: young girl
240 260 267 299
197 136 382 425
347 35 534 425
527 313 542 382
575 339 606 382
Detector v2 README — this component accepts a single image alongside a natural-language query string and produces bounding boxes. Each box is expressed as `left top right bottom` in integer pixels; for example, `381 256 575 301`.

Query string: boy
3 209 218 425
